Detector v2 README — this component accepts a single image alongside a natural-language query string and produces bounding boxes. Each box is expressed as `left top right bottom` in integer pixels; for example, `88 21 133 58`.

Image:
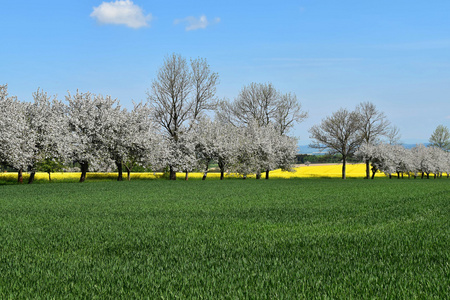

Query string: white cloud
90 0 152 29
174 15 220 31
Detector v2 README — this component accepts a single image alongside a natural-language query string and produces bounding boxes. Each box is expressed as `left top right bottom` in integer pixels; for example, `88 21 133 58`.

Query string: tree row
0 55 304 183
357 143 450 179
2 53 448 183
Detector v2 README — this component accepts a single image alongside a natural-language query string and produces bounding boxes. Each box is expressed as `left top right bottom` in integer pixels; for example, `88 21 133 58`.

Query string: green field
1 179 449 298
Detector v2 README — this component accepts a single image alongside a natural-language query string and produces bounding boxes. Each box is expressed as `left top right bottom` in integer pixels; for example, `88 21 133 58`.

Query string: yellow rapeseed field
0 163 388 181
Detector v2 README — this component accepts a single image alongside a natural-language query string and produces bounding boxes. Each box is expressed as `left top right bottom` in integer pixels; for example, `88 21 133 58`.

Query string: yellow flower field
278 163 387 179
0 164 390 181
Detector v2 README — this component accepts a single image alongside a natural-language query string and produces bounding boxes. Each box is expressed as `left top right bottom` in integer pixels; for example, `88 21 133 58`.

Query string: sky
1 0 450 145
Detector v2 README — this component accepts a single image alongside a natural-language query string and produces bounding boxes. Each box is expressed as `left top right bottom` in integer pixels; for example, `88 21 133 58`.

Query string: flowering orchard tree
356 143 395 178
411 144 435 179
355 102 392 179
248 123 297 179
254 124 278 179
0 85 35 183
214 122 241 180
66 91 120 182
194 119 242 180
192 118 244 180
427 146 446 178
159 130 198 180
148 54 218 180
231 125 258 179
192 118 218 180
229 122 298 179
121 103 159 181
356 143 381 179
0 84 16 165
392 145 414 178
358 142 450 179
440 149 450 177
272 134 298 174
216 83 303 179
24 89 69 183
97 101 157 181
441 151 450 178
101 102 127 181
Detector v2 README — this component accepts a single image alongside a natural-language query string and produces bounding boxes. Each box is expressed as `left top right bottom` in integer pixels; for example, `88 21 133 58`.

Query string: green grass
1 179 449 298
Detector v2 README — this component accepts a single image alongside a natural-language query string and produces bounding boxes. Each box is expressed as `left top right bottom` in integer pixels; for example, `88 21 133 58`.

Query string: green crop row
0 179 449 298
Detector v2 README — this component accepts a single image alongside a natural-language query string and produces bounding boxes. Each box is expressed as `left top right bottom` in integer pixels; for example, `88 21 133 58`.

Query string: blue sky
1 0 449 144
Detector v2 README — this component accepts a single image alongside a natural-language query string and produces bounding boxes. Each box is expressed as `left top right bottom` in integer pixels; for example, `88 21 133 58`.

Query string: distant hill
298 145 326 155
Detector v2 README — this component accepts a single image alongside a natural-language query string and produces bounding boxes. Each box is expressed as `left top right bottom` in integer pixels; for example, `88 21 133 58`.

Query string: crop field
1 179 449 298
0 163 391 183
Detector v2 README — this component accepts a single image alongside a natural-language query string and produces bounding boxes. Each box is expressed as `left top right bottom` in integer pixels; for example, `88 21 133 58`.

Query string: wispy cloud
90 0 152 29
174 15 220 31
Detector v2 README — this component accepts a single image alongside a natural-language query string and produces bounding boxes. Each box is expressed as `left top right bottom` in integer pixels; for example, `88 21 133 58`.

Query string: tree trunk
125 165 131 181
218 160 225 180
421 172 424 179
256 172 261 180
202 163 208 180
169 166 176 180
341 156 346 179
265 169 269 180
48 172 52 181
80 161 88 183
18 168 23 184
185 171 189 181
365 159 370 179
371 166 377 180
28 171 35 184
116 160 123 181
426 173 430 179
396 172 400 179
